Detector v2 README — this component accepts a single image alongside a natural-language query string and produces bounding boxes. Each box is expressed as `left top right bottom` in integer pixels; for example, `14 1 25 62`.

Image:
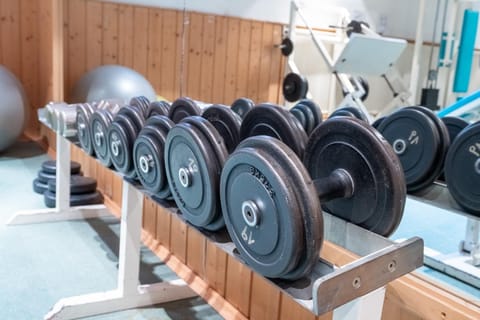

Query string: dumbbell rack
10 119 424 319
408 183 480 288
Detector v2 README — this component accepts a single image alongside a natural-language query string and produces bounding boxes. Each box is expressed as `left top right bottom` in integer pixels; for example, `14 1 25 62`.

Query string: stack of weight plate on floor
32 160 103 208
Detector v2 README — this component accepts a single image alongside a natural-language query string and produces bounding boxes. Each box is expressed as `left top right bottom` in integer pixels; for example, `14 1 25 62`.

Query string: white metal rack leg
7 131 110 225
44 181 197 320
332 287 386 320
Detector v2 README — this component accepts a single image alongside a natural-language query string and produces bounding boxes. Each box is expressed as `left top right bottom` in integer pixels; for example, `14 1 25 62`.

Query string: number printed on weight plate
408 130 419 145
469 142 480 157
241 226 255 245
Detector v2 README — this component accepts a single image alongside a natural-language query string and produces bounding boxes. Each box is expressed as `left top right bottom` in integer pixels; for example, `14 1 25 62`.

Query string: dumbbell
376 106 450 193
328 106 369 123
43 175 103 208
163 104 242 230
444 120 480 215
220 117 406 280
231 97 254 120
240 100 322 158
32 160 82 194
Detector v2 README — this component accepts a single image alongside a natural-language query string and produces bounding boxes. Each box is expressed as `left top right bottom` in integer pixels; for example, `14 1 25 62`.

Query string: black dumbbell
283 72 308 102
329 106 369 122
220 117 405 280
376 106 450 193
163 104 242 230
90 104 123 167
231 97 254 120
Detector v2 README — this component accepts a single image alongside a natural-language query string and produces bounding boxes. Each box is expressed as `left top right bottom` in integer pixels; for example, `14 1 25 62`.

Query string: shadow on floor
0 140 45 159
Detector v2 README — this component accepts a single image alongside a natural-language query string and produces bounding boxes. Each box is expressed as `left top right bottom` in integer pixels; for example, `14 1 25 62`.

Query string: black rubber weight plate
441 116 469 144
76 103 95 155
90 109 114 167
47 175 97 195
37 170 82 184
304 117 406 236
147 101 170 118
290 103 315 135
231 97 254 119
44 190 104 208
169 97 202 123
221 137 312 279
202 104 242 153
445 122 480 215
41 160 81 174
372 116 386 129
295 99 323 129
329 106 368 122
33 178 48 195
108 115 138 176
377 108 440 192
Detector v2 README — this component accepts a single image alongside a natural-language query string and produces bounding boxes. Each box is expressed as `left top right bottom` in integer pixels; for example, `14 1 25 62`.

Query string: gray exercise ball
69 65 156 103
0 66 28 152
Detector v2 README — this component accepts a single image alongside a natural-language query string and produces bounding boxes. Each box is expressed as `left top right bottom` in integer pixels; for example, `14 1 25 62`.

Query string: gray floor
0 141 223 319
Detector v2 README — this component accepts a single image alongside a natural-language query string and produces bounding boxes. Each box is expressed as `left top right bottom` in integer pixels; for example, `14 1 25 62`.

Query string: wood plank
156 205 171 248
177 10 189 97
223 18 240 104
211 15 227 104
249 273 281 320
278 293 317 320
268 24 284 103
199 14 216 103
66 0 86 96
159 9 177 101
132 7 149 76
85 0 103 70
117 4 133 67
225 255 252 317
185 12 203 99
143 196 157 236
0 0 21 76
257 22 273 103
112 173 122 205
235 20 251 99
169 215 187 263
204 241 228 297
186 226 206 278
246 21 263 102
146 8 162 92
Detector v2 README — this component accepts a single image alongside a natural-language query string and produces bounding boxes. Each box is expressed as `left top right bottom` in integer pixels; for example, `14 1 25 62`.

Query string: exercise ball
69 65 156 103
0 65 28 152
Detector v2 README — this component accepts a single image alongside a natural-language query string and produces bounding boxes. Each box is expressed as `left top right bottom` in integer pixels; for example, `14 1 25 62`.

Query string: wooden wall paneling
169 214 187 263
211 16 227 104
268 25 284 103
156 205 171 248
204 241 228 297
249 273 281 320
257 22 274 103
142 196 157 236
66 0 86 97
159 9 178 101
235 20 252 99
223 18 240 104
278 293 316 320
186 225 206 278
132 7 149 77
0 0 21 77
246 21 263 102
85 0 103 71
177 10 189 97
146 8 162 91
225 255 252 317
117 4 133 68
199 14 215 103
185 12 203 99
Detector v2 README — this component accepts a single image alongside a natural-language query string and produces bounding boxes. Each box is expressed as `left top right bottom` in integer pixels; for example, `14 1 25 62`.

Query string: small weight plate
305 117 406 236
90 109 114 166
290 103 315 135
44 190 104 208
283 72 308 102
130 96 150 117
76 103 96 155
231 97 254 119
281 37 294 56
33 178 48 195
41 160 81 175
47 175 97 194
329 106 368 122
372 116 386 129
117 106 146 134
107 114 138 176
37 170 82 184
133 127 169 197
236 136 323 280
221 138 306 278
240 103 308 158
445 122 480 215
169 97 202 123
165 122 223 229
377 108 440 192
147 101 170 118
295 99 323 129
202 104 242 153
441 116 469 144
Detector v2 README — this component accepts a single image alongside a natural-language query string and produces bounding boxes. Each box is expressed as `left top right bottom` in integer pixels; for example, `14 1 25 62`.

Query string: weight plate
107 114 138 177
445 122 480 215
76 103 96 155
133 126 169 197
240 103 308 158
37 170 82 184
202 104 242 153
130 96 150 117
117 106 145 134
169 97 202 123
165 122 223 229
408 106 450 191
44 190 104 208
47 175 97 194
90 109 114 166
305 117 406 236
372 116 386 129
33 178 48 195
377 108 440 193
441 116 469 145
290 103 315 135
221 137 307 278
239 136 322 279
329 106 368 122
41 160 81 175
283 72 308 102
147 100 170 118
231 97 254 119
281 37 294 56
295 99 323 129
347 76 369 101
